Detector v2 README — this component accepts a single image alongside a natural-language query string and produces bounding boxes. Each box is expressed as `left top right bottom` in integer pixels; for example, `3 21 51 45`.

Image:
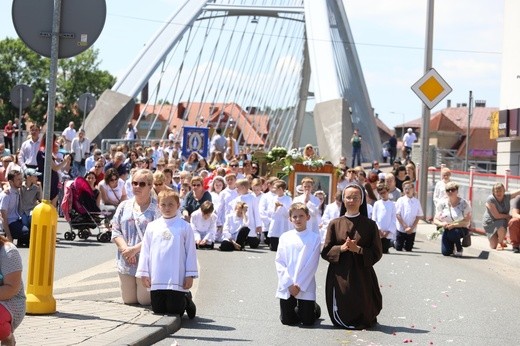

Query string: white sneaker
454 250 463 257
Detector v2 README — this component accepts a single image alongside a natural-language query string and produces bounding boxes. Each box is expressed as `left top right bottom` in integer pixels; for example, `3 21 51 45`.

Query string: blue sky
1 0 503 130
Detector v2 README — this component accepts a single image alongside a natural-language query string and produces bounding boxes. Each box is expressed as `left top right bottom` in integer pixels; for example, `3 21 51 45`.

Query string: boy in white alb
371 183 397 253
136 190 198 318
231 179 263 248
292 177 321 233
275 202 321 326
190 200 217 249
319 191 342 244
220 201 250 251
216 173 238 228
395 181 423 252
266 180 292 251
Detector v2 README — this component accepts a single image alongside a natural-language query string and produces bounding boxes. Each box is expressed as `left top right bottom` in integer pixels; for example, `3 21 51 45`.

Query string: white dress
136 216 198 292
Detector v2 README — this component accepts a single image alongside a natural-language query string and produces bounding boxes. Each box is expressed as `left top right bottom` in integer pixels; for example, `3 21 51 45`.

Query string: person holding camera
71 128 90 178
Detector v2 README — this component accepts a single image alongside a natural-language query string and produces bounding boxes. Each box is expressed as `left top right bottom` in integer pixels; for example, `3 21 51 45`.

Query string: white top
190 209 217 243
371 199 397 240
136 216 198 292
217 187 238 226
258 191 276 232
18 138 40 169
321 201 341 232
403 132 417 147
433 180 448 209
99 179 126 206
275 228 321 300
395 196 424 233
292 194 321 233
62 127 76 142
230 193 262 237
222 213 247 240
71 137 90 163
266 195 292 238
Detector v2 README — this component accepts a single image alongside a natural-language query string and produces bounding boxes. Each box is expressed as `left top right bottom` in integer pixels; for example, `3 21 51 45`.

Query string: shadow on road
375 323 429 335
179 317 236 332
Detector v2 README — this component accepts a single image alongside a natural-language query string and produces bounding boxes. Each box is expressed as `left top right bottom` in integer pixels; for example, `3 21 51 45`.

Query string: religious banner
182 126 209 158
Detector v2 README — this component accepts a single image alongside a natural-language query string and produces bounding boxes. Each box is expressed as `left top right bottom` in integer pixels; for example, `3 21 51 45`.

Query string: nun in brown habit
321 183 383 329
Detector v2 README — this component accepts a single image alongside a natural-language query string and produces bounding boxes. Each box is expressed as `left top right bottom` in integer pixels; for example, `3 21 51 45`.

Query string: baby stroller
61 176 112 242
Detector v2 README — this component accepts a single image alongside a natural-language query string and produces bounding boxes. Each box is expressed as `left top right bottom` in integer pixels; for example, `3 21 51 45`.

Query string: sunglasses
132 181 148 187
95 165 103 168
110 178 118 182
192 183 201 187
229 164 238 168
154 182 163 186
446 188 457 193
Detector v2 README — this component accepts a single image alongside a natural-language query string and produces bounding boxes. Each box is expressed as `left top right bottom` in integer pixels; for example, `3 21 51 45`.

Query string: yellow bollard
25 200 57 314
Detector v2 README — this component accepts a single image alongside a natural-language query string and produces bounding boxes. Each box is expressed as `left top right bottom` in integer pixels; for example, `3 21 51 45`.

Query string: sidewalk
16 299 180 345
415 221 520 268
15 221 520 346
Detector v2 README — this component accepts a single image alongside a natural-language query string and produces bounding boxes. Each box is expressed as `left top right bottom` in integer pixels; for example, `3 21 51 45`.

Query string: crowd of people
2 120 520 340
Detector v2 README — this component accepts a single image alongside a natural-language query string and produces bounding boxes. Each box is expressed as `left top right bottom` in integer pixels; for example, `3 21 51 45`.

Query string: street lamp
390 112 405 138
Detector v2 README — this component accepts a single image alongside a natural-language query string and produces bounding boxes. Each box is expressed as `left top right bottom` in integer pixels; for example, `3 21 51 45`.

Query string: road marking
54 259 115 288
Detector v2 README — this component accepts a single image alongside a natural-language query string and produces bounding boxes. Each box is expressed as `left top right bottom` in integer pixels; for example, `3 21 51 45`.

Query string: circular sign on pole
10 84 33 109
78 93 96 126
12 0 106 59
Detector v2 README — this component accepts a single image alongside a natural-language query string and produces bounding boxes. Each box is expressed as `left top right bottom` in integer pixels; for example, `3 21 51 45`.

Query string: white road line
54 259 115 287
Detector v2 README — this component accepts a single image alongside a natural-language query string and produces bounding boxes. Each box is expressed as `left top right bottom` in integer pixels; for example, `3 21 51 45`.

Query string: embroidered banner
182 126 209 158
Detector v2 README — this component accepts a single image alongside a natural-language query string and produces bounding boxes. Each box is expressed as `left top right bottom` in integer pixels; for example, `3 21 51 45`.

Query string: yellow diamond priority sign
411 68 452 109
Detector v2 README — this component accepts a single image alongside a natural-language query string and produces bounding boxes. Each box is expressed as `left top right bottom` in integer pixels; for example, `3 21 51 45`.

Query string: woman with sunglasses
181 176 212 222
482 183 520 250
433 182 472 257
99 168 128 211
111 169 160 306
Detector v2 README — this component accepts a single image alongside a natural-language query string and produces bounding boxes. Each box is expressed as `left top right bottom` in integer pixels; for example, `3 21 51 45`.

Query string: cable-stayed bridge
85 0 381 162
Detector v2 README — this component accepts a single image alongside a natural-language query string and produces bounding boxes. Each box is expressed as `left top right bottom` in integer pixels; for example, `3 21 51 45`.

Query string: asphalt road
18 218 117 301
156 236 520 346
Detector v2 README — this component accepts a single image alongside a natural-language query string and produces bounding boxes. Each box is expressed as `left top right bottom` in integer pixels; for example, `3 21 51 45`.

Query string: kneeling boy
136 190 198 319
275 202 321 326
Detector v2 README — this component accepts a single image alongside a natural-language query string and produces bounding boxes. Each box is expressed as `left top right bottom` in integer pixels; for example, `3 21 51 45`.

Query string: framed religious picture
289 164 338 204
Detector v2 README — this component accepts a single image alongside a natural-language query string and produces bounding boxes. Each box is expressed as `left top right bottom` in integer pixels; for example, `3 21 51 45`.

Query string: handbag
461 229 472 247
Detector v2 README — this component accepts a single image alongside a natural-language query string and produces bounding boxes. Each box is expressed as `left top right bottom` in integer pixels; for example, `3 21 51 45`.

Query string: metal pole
18 89 23 152
419 0 434 213
464 91 473 171
43 0 62 201
82 97 88 127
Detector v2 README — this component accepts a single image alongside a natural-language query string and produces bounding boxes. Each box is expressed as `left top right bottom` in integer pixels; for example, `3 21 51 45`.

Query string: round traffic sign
77 93 96 114
12 0 106 59
10 84 34 109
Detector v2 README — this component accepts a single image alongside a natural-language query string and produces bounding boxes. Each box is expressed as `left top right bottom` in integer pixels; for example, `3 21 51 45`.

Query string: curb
110 316 181 346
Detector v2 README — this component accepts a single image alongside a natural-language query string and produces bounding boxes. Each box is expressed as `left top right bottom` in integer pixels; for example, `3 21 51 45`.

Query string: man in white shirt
209 128 227 156
402 128 417 158
71 128 90 178
62 121 76 152
18 124 41 171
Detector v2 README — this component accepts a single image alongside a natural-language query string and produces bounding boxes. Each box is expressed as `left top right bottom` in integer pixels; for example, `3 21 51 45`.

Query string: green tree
0 37 49 126
0 38 116 132
56 48 116 129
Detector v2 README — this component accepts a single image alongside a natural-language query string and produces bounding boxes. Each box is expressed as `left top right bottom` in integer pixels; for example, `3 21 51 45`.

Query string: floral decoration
267 146 326 176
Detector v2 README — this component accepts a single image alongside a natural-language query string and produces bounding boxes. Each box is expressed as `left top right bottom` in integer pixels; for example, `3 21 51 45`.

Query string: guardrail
426 166 518 230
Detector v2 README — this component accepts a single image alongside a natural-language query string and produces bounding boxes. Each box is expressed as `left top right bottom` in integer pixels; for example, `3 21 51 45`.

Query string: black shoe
513 247 520 253
315 302 321 319
185 292 196 319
